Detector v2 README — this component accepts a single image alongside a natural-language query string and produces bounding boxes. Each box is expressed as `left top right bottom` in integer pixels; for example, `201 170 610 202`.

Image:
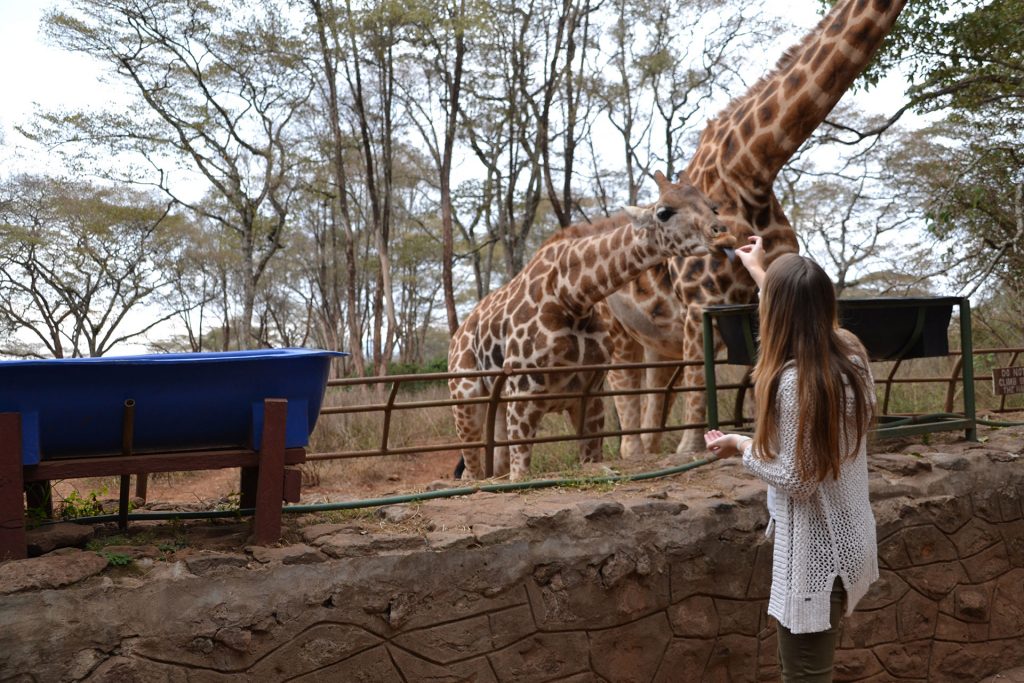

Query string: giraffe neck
555 223 666 313
692 0 907 193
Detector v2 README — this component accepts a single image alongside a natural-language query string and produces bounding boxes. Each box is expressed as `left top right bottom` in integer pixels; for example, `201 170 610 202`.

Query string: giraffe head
625 170 731 258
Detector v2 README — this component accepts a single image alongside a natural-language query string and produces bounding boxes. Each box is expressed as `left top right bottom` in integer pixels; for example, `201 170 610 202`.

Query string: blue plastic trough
0 348 344 465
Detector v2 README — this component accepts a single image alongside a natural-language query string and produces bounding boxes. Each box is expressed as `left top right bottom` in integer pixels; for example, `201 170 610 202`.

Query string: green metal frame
702 297 977 442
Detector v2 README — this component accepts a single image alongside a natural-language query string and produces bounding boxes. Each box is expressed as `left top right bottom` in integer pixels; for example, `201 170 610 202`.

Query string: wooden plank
282 467 302 503
253 399 287 545
23 448 305 482
0 413 27 561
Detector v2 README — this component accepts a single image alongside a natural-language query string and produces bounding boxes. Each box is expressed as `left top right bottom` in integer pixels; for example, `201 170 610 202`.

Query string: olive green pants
776 579 847 682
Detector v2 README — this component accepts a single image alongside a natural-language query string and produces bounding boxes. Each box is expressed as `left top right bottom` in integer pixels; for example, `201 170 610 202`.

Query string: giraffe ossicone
448 172 727 482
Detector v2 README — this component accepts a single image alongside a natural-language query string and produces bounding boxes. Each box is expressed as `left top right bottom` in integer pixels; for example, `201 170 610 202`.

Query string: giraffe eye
656 207 676 222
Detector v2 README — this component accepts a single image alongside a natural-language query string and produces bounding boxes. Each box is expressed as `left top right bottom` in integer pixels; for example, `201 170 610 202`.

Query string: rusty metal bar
657 364 687 430
304 342 1023 470
483 370 510 478
305 419 729 462
378 381 402 454
325 359 711 387
321 381 752 416
945 355 964 413
881 358 904 415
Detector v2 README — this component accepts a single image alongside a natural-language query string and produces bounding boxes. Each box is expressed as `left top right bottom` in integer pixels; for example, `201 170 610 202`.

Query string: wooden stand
0 398 304 561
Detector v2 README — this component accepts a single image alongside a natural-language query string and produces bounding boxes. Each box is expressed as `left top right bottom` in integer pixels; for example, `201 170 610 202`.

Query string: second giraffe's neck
555 222 667 313
700 0 907 191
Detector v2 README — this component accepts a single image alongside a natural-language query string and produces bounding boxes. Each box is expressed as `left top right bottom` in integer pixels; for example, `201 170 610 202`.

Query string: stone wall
1 429 1022 682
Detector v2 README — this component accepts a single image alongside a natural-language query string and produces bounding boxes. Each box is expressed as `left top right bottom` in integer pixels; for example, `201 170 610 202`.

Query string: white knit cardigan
741 360 879 634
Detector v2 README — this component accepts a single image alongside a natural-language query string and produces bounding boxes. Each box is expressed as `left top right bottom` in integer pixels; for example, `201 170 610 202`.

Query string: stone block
183 552 250 574
577 500 624 520
930 641 1011 682
896 589 938 640
840 605 898 649
917 495 974 534
391 614 493 663
668 595 719 638
247 623 383 679
833 648 884 681
589 613 672 683
873 640 931 678
489 605 538 650
950 518 1002 558
653 638 714 682
953 585 991 623
25 522 95 556
1000 519 1024 567
997 486 1022 521
390 649 497 683
669 540 757 600
248 544 326 565
934 612 989 642
974 487 1009 523
990 568 1024 639
714 598 761 636
702 634 758 683
858 569 910 610
877 530 912 569
872 452 933 476
746 542 773 599
294 644 403 682
901 560 967 600
488 632 590 682
961 541 1011 584
929 453 971 471
526 558 669 631
0 550 109 594
903 524 958 564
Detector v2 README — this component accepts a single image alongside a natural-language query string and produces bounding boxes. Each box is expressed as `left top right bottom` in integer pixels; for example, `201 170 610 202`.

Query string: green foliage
58 487 107 520
98 550 132 567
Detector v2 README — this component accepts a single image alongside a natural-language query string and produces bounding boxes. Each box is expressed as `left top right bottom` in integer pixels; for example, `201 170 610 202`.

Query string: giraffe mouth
722 247 736 262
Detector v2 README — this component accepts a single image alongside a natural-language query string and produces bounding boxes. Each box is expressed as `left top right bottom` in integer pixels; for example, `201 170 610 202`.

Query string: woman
705 236 878 682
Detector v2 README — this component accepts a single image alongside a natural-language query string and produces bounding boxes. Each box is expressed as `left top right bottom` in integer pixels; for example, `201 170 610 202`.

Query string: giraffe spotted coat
449 172 727 481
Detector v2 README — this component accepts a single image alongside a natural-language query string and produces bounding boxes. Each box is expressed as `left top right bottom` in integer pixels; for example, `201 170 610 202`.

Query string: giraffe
605 0 909 457
449 172 728 481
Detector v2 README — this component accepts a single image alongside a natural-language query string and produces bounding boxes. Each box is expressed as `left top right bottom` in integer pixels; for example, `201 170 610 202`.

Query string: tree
399 0 472 335
0 175 186 358
594 0 776 207
307 0 369 374
34 0 311 349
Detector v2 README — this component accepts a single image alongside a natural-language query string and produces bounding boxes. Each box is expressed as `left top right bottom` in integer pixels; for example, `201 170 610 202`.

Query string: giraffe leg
506 399 543 482
449 374 487 480
675 363 709 453
641 358 680 455
676 316 725 454
492 402 510 478
567 395 605 464
608 339 644 459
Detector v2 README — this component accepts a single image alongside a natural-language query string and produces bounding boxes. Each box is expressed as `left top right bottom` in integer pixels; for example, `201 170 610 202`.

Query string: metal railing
306 347 1024 472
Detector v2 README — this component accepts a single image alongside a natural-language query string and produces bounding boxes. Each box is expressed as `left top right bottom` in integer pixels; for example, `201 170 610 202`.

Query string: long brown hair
750 254 874 481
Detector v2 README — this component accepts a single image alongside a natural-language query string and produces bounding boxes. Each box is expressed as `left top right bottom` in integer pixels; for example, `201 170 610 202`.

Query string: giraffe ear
624 205 656 231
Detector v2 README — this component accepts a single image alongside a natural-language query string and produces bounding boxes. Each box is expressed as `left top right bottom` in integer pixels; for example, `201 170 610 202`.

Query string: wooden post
252 399 287 545
118 399 136 531
0 413 27 561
